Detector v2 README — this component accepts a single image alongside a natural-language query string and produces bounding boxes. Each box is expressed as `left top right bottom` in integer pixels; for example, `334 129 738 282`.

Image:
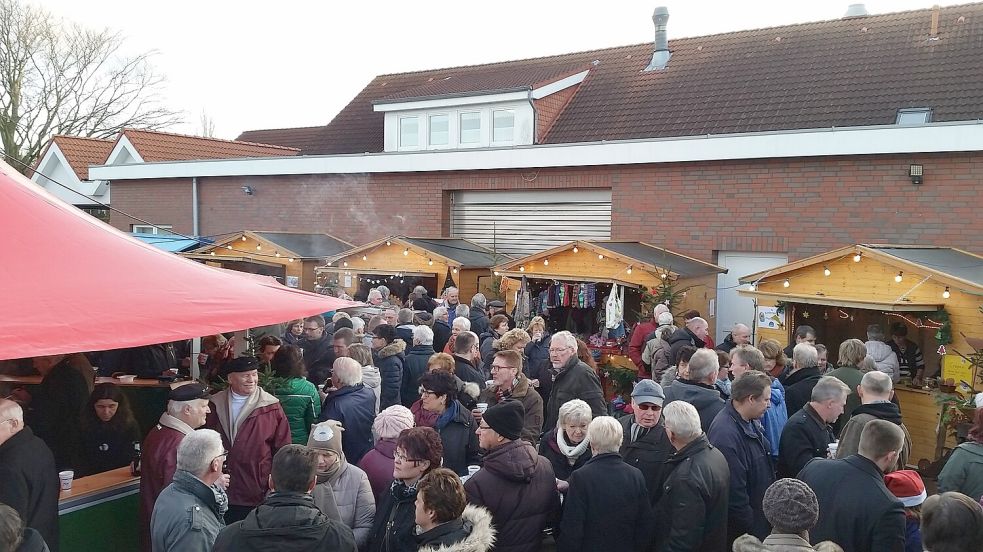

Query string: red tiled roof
235 126 326 152
375 64 591 103
47 136 115 180
120 129 300 162
265 3 983 155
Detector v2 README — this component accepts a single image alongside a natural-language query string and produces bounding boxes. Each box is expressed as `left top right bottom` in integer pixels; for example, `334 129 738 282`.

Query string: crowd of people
1 285 983 552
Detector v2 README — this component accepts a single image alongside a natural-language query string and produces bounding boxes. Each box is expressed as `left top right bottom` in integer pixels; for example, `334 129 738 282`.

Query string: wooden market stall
738 244 983 466
495 240 727 336
315 236 508 304
183 230 352 291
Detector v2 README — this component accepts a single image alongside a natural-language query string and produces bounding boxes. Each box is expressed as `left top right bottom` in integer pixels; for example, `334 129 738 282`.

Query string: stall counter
59 467 139 551
895 386 956 466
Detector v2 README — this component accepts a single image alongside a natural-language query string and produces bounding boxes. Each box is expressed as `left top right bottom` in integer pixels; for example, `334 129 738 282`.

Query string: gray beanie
762 478 819 533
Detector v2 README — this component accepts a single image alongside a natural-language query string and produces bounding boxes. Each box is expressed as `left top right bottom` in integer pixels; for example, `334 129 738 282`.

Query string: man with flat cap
205 356 291 523
140 381 213 550
487 300 515 329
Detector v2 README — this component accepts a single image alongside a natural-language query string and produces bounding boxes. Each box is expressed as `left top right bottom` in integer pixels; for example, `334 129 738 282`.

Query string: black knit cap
225 356 260 373
483 400 525 441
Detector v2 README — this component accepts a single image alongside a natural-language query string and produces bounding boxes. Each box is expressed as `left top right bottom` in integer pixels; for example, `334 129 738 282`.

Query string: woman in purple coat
357 405 415 501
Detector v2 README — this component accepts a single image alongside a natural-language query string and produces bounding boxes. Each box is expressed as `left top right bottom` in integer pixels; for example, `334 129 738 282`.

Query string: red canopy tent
0 160 360 360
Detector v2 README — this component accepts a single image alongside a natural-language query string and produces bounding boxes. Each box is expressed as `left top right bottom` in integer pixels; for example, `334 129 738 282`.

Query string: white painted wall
382 100 534 152
32 146 110 205
716 252 788 344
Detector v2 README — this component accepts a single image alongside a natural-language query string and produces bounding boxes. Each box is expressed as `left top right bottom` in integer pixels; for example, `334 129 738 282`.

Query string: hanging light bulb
403 248 409 256
275 251 281 258
519 266 525 272
661 273 667 280
288 258 294 263
256 244 262 251
748 283 757 292
226 245 232 250
942 286 951 299
494 271 500 276
241 235 246 242
210 251 216 256
386 240 391 246
543 259 549 266
598 254 604 260
783 279 790 288
572 246 579 253
626 266 633 275
428 259 434 266
362 255 367 261
853 253 862 262
343 260 348 267
895 271 903 283
452 267 458 274
823 266 831 277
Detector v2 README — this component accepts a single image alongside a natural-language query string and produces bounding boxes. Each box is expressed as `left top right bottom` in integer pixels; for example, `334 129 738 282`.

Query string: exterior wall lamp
909 164 923 185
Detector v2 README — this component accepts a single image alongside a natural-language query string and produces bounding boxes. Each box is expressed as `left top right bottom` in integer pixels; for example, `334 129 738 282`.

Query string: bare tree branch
0 0 182 172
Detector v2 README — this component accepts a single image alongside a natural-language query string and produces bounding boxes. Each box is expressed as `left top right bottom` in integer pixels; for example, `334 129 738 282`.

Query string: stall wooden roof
189 231 353 261
325 236 509 269
493 240 726 278
740 244 983 294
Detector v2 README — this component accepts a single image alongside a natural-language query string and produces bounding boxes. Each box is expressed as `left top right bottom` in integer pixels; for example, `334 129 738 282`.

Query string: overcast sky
37 0 960 140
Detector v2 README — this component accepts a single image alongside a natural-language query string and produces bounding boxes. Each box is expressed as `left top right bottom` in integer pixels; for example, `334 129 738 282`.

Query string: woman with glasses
282 319 305 345
78 382 141 476
366 427 443 552
474 349 543 446
465 400 560 552
418 371 479 476
308 420 375 550
538 398 593 493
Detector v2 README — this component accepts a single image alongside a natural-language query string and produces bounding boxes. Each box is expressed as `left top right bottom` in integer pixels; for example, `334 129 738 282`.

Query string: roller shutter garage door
451 189 611 257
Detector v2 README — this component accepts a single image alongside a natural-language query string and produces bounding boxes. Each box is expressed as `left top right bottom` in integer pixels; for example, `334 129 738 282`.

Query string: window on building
429 114 449 145
132 224 174 235
492 110 514 143
399 117 419 147
896 108 932 125
460 112 481 144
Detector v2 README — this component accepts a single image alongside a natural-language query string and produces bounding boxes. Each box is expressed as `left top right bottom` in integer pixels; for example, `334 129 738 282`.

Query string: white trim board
90 121 983 181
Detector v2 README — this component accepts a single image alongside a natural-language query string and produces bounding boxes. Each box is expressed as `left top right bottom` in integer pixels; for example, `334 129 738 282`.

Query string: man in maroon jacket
628 304 670 378
206 356 291 523
139 382 212 550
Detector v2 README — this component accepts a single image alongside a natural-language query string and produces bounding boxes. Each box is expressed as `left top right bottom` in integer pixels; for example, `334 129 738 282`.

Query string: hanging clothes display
514 276 531 328
605 284 624 329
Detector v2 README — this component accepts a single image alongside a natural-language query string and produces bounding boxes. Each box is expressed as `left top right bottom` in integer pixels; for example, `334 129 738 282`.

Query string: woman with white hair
558 416 653 552
442 316 472 354
320 357 376 463
538 399 593 491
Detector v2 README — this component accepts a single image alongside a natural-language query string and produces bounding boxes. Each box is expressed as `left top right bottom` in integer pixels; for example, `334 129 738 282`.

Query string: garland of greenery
930 308 952 346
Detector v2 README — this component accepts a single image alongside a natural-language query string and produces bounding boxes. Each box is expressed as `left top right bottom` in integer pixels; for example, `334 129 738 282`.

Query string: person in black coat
619 380 674 504
0 504 50 552
0 400 60 552
667 318 709 368
431 308 453 359
654 401 730 552
20 355 89 470
400 327 436 408
418 371 480 476
451 331 485 388
320 359 378 464
558 416 654 552
538 399 594 484
371 324 405 410
777 376 849 478
213 444 356 552
798 419 907 552
782 343 823 418
302 315 336 388
78 383 142 477
707 371 776 547
468 294 490 337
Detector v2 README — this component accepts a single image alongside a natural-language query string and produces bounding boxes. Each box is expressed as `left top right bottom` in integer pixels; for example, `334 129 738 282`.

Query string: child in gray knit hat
732 478 843 551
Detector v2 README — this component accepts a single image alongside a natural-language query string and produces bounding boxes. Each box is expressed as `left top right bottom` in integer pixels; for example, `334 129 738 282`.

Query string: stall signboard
942 354 974 388
757 306 785 330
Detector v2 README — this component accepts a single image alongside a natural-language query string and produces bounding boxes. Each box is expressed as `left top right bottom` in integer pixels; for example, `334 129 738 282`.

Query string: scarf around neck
556 428 590 465
315 451 346 485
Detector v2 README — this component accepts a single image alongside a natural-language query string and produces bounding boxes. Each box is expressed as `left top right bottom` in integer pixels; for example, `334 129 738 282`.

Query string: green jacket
938 441 983 501
828 365 863 435
274 377 322 444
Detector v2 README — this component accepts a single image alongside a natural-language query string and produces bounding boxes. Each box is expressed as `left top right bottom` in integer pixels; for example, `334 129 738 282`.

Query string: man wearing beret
140 381 213 550
205 356 291 523
486 300 515 329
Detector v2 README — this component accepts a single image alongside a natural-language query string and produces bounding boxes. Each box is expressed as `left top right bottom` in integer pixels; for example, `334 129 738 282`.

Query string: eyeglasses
0 419 15 426
303 326 322 332
394 450 422 464
635 403 662 411
489 364 514 372
213 450 229 460
418 387 438 397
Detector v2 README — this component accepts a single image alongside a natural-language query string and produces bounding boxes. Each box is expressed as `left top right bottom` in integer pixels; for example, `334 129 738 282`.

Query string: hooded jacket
0 426 59 552
835 402 911 471
782 366 823 419
641 326 674 381
707 402 776 545
478 373 544 445
865 340 901 383
311 462 375 549
140 413 196 549
402 344 437 407
653 435 730 552
618 415 675 503
206 387 291 507
150 469 227 552
938 440 983 503
417 505 496 552
667 326 706 368
375 340 407 409
212 492 357 552
664 379 726 433
464 439 560 552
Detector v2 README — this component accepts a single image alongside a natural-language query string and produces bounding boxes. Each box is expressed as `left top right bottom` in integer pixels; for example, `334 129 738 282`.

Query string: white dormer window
399 116 419 147
492 110 515 143
896 108 932 125
429 114 449 146
460 112 481 144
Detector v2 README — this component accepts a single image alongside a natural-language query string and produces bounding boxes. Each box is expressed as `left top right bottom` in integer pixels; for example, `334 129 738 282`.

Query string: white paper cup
828 442 839 458
468 465 481 477
59 471 74 491
475 403 488 414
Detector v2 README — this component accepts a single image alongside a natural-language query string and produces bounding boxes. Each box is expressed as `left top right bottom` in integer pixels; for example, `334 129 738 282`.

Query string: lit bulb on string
519 266 525 272
494 271 500 276
241 235 246 242
598 254 604 260
853 253 861 262
362 255 367 261
543 259 549 266
256 244 262 251
226 245 232 250
343 261 348 267
942 287 950 299
895 271 903 283
626 266 633 275
748 284 757 292
823 266 831 277
210 251 216 256
452 268 458 274
428 259 434 266
275 251 281 258
386 240 391 246
660 273 667 280
288 258 294 263
572 246 579 253
403 248 409 256
783 279 790 288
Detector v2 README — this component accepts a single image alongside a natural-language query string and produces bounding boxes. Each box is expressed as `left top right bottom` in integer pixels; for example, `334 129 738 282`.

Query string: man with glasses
302 315 336 388
0 399 59 551
543 331 605 432
151 429 229 551
619 379 674 503
475 350 543 445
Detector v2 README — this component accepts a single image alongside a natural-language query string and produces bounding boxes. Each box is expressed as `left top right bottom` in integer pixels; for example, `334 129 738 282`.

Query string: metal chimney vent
644 6 671 71
843 4 869 18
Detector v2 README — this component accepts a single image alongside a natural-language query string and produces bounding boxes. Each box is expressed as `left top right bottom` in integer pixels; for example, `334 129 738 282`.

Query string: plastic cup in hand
468 465 481 478
475 403 488 414
828 441 839 458
59 471 74 491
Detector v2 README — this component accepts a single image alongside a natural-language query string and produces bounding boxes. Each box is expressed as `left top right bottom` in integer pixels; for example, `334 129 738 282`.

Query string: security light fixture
241 185 255 195
909 164 923 185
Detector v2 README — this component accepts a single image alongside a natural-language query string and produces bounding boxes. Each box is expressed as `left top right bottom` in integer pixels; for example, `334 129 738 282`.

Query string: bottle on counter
130 441 142 476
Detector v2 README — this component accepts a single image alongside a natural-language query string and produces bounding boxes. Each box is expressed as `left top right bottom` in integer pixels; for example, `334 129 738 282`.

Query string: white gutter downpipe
191 176 200 236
